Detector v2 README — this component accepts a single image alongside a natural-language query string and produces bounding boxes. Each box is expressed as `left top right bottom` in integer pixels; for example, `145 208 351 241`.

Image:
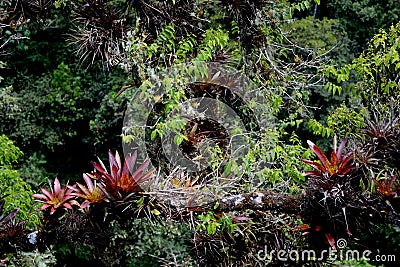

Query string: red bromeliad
33 178 78 214
69 173 106 209
301 138 354 179
372 174 400 198
89 150 155 200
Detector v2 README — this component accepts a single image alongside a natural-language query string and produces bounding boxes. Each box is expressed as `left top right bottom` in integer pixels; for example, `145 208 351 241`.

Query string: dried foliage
68 0 131 68
19 0 53 20
0 0 29 55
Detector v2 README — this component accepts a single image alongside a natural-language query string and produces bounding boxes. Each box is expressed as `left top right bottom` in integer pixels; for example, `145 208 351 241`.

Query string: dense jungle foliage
1 0 400 266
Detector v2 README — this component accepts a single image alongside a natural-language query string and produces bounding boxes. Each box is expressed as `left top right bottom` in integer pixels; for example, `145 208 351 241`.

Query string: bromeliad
90 150 155 200
0 200 27 250
372 174 400 198
69 173 106 209
33 177 78 215
301 138 355 189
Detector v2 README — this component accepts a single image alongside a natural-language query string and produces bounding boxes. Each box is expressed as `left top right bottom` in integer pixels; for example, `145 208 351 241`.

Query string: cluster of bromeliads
0 113 399 263
0 150 158 254
298 114 400 256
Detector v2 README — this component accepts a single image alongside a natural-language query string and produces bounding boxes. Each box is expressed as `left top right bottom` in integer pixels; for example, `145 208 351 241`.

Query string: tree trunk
214 191 304 214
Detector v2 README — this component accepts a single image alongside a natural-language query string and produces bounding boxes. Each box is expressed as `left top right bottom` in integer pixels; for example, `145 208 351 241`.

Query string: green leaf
173 135 183 145
224 161 232 176
151 130 157 140
137 196 145 206
152 209 161 216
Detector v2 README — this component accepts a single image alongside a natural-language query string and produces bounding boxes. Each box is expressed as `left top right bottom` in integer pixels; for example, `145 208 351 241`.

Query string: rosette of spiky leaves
363 113 398 147
363 113 400 168
91 150 155 202
0 201 25 240
0 201 27 251
0 219 27 239
68 0 128 68
354 146 381 172
300 138 354 189
18 0 53 20
69 173 106 209
372 174 400 199
33 178 78 215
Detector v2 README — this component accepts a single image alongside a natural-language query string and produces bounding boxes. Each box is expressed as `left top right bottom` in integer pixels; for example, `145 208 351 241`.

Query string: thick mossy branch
214 191 304 214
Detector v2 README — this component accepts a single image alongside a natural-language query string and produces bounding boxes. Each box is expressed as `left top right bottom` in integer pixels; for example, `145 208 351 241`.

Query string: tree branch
215 191 304 214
